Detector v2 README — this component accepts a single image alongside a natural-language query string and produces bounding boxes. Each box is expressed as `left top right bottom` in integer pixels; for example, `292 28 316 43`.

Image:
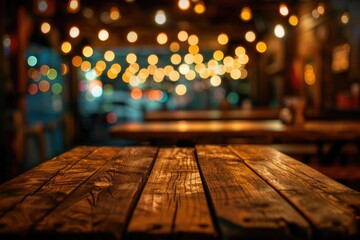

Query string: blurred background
0 0 359 183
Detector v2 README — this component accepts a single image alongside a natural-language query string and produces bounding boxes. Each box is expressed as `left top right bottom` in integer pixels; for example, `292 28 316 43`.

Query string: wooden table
109 120 360 143
144 109 279 121
0 145 359 239
109 120 360 164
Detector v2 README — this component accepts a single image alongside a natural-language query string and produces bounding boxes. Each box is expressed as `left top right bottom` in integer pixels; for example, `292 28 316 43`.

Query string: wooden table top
144 108 279 121
109 119 360 143
0 145 359 239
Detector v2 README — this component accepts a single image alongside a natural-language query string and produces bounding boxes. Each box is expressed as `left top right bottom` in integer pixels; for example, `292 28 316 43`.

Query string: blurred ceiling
16 0 301 50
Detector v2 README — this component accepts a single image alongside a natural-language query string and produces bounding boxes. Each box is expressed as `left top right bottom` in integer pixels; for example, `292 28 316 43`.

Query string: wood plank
34 146 158 240
126 148 216 240
195 145 311 240
0 146 119 238
0 146 96 216
230 144 360 239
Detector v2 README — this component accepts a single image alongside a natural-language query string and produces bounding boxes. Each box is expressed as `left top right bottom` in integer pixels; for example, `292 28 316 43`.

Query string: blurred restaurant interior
0 0 360 187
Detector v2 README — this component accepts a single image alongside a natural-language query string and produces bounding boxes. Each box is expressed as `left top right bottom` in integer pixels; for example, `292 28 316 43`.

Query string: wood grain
126 148 216 240
34 146 158 240
0 146 119 237
230 144 360 239
0 146 96 216
196 144 311 240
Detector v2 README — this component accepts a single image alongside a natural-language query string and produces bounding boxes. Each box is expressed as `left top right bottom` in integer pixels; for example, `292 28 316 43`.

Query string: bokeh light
279 3 289 16
39 80 50 92
27 56 37 67
61 41 72 54
148 54 159 65
256 41 267 53
69 26 80 38
218 33 229 45
245 31 256 42
171 54 182 65
40 22 51 34
47 68 57 80
52 83 63 95
82 46 93 58
274 24 285 38
188 35 199 45
106 112 118 124
210 75 221 87
240 7 252 21
178 30 188 42
29 83 38 95
288 15 298 26
126 53 137 64
72 56 82 67
170 42 180 52
104 50 115 62
175 84 187 95
98 29 109 41
235 46 246 56
213 50 224 61
157 32 168 44
194 2 206 14
68 0 80 13
127 31 138 43
110 7 121 21
155 10 166 25
178 0 190 10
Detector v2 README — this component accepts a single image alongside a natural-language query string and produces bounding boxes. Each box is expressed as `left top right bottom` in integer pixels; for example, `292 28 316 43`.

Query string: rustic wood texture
0 145 359 240
195 145 310 240
34 146 158 240
126 148 216 240
0 146 96 216
0 146 119 237
230 144 360 240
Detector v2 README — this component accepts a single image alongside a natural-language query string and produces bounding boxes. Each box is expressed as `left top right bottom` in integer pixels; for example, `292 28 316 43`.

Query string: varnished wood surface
34 146 158 239
127 148 216 239
109 120 360 143
0 146 101 235
0 146 96 216
196 145 310 240
0 145 359 239
230 144 360 239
